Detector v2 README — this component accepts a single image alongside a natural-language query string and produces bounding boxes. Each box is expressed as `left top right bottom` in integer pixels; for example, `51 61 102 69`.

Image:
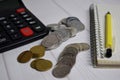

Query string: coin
47 24 67 32
58 47 78 61
53 28 71 42
17 51 33 63
76 43 90 51
57 55 76 67
67 27 78 37
30 45 45 58
66 17 85 31
52 64 71 78
58 18 67 26
41 32 60 50
66 43 80 51
47 24 59 32
30 59 38 69
35 59 53 71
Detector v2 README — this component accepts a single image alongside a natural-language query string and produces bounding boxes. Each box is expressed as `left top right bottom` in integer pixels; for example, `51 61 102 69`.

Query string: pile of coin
52 43 90 78
17 45 53 71
17 17 86 73
41 17 85 50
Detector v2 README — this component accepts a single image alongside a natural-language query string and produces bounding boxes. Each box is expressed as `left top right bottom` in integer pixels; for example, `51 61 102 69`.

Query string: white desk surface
1 0 120 80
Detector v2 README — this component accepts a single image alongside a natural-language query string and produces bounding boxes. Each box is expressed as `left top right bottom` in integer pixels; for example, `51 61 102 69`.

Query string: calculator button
20 12 26 15
0 17 6 21
20 27 34 37
26 17 33 21
0 37 9 44
7 29 17 34
32 26 44 32
10 14 17 18
1 20 9 25
11 17 20 21
3 24 13 29
22 14 30 18
17 24 27 28
29 21 36 25
16 8 25 13
10 33 22 40
14 20 23 25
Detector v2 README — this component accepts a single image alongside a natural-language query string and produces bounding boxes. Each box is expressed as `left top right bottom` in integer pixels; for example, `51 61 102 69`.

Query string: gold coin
17 51 33 63
30 45 45 58
35 59 53 71
30 59 38 69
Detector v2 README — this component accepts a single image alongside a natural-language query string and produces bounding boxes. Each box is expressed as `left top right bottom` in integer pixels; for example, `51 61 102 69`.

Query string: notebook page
96 4 120 65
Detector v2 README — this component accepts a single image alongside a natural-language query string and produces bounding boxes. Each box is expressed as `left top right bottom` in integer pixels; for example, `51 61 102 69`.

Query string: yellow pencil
105 12 113 58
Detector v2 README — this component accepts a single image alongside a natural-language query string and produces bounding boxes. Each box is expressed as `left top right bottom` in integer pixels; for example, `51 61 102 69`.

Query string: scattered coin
35 59 53 71
30 45 45 58
17 51 33 63
52 64 71 78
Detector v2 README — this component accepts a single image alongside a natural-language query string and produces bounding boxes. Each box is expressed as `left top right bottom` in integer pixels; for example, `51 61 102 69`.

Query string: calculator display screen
0 0 20 10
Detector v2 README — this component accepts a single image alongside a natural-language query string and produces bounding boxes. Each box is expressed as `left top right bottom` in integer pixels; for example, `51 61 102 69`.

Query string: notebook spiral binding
89 4 104 67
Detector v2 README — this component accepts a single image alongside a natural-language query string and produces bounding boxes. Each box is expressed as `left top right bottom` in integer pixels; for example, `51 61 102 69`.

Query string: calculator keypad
0 8 49 52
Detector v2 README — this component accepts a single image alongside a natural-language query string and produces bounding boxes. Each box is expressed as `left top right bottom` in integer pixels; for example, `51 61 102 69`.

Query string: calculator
0 0 49 53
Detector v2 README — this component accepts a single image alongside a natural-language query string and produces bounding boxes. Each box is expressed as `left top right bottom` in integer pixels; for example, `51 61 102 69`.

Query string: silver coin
47 24 59 31
58 18 67 26
66 17 85 31
52 64 71 78
76 43 90 51
67 43 90 52
53 29 71 42
41 33 60 50
47 24 67 32
58 47 78 61
57 55 76 67
67 27 78 37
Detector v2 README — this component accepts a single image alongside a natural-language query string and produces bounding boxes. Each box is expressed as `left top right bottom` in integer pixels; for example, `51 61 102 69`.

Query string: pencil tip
105 48 112 58
107 12 111 14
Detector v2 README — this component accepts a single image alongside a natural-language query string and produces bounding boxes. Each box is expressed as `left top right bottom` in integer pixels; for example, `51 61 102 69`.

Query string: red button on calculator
16 8 25 13
20 27 34 37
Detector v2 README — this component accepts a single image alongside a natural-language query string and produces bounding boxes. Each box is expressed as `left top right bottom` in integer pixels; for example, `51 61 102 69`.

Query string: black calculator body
0 0 49 53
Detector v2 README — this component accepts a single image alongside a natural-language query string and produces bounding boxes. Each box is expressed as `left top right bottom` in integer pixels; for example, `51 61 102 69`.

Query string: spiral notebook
90 4 120 67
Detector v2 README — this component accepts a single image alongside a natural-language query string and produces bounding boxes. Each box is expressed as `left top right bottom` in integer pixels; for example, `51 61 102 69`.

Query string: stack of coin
42 17 85 50
52 43 90 78
41 28 72 50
